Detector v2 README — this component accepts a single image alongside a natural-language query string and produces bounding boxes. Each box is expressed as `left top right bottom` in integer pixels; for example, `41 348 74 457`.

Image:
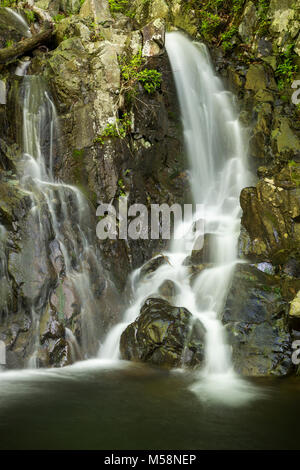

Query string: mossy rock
120 297 206 368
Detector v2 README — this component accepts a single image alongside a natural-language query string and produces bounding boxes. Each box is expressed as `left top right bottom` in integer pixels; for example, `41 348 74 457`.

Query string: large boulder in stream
120 297 206 368
222 263 293 376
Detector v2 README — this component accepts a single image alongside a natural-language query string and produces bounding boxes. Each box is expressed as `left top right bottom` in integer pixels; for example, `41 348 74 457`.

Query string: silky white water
4 7 31 38
19 70 105 364
99 32 253 402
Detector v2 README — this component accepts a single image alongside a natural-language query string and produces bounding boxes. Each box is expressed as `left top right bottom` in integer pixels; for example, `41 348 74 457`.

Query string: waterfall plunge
99 33 257 403
19 72 105 365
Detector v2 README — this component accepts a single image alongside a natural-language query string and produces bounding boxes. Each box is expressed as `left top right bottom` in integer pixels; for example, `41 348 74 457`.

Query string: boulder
142 18 165 57
120 297 206 368
238 1 258 42
239 174 300 264
222 263 292 376
158 279 178 302
139 254 169 279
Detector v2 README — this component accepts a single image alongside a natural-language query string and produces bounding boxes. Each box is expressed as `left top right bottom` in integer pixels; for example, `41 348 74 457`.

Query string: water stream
4 7 31 38
19 69 105 364
99 32 252 401
2 30 254 402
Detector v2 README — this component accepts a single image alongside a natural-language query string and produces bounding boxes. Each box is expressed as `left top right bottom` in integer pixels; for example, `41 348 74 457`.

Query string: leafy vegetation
0 0 18 6
53 13 66 23
94 113 132 145
256 0 271 36
108 0 128 13
120 50 162 94
118 178 126 197
183 0 246 43
275 44 298 91
25 9 35 24
288 159 300 187
200 12 222 40
221 26 238 51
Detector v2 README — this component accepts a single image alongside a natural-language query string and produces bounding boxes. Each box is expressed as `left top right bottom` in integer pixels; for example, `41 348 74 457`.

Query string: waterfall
19 70 105 365
99 32 253 401
4 7 31 38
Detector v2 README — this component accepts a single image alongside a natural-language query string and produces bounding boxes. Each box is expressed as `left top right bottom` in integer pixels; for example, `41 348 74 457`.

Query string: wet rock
120 297 205 368
48 337 72 367
39 306 65 344
189 233 212 265
139 255 169 279
0 7 30 48
158 279 177 302
223 263 292 376
239 176 300 264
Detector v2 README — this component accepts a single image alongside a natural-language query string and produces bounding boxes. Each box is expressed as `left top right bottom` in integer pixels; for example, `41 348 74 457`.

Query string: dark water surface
0 360 299 450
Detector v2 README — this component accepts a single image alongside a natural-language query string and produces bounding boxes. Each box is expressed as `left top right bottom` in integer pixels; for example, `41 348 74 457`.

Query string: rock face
223 264 292 376
239 171 300 264
0 3 186 368
0 0 300 375
120 298 206 368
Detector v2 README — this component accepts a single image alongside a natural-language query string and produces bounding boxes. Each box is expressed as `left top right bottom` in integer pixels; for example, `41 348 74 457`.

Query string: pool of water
0 360 299 449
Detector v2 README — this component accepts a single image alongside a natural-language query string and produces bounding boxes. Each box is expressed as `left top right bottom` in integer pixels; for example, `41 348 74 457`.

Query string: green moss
94 113 132 145
118 178 126 197
25 9 35 24
0 0 17 6
108 0 128 13
221 26 238 51
53 13 66 23
72 148 84 159
200 12 222 40
120 50 162 94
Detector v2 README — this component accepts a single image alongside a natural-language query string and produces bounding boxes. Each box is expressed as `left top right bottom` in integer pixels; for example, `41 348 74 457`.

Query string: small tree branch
0 23 54 64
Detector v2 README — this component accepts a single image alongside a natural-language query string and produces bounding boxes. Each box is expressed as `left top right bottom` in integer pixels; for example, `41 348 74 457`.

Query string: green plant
221 26 238 51
288 160 300 186
5 39 13 47
200 12 221 40
1 0 17 6
118 178 126 197
25 9 35 23
120 50 162 94
137 69 162 94
108 0 128 13
94 113 132 145
256 0 271 36
275 44 298 91
72 149 84 159
53 13 65 23
232 0 244 14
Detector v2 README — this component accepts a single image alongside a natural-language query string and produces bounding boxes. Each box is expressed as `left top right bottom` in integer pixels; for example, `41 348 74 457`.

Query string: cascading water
18 68 106 365
99 32 255 403
4 7 31 38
